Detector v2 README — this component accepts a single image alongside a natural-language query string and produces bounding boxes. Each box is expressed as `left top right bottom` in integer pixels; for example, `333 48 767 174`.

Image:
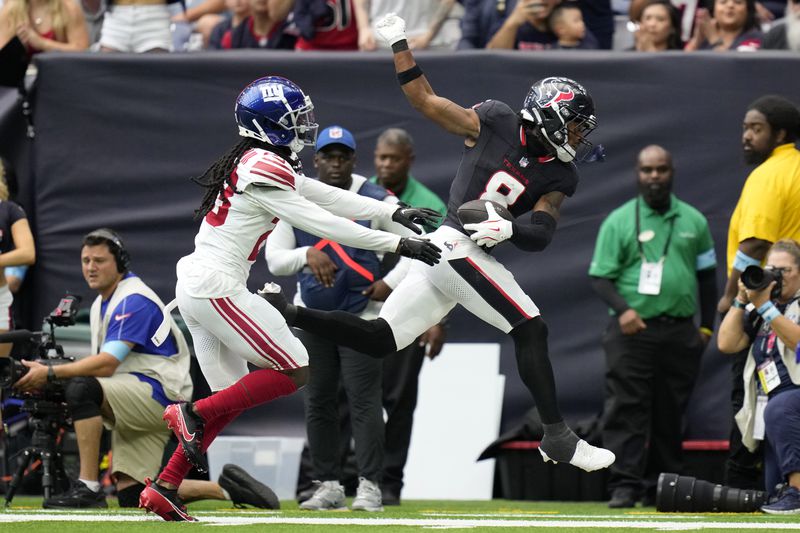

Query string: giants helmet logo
260 83 286 102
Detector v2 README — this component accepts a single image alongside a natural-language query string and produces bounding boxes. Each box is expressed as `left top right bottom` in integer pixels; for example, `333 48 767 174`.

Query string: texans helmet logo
536 84 575 109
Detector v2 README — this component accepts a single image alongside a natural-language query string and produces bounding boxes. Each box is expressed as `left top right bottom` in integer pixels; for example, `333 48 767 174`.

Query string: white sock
220 488 231 501
79 479 101 492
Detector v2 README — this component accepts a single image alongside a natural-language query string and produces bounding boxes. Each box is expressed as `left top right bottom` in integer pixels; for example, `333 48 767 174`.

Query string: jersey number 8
479 171 525 207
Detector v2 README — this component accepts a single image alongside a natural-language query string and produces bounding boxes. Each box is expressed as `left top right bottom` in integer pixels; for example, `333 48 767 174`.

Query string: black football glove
391 204 442 235
396 237 442 266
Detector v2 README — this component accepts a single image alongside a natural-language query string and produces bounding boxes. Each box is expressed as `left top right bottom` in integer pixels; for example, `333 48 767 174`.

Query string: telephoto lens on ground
656 473 770 513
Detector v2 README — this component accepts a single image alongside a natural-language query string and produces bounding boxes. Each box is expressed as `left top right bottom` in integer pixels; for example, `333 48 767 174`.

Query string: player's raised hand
463 203 513 247
396 237 441 266
392 205 442 234
375 12 407 46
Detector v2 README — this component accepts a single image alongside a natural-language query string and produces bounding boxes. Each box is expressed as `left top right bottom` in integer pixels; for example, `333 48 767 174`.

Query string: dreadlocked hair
192 138 261 220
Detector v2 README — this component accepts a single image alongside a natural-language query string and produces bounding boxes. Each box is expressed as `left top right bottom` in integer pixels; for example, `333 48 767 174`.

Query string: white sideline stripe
1 514 800 529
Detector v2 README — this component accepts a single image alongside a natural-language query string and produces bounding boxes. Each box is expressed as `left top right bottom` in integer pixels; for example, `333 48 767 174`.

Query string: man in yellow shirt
719 94 800 490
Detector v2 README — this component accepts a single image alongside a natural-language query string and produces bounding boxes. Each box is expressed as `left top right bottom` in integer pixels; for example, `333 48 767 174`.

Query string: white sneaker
299 480 346 511
539 439 615 473
351 477 384 512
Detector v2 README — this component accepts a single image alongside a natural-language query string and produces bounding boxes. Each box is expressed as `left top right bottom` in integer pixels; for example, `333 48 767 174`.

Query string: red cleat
163 402 207 472
139 478 196 522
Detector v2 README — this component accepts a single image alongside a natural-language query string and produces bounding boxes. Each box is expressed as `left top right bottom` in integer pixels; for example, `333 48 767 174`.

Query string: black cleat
42 481 108 509
219 464 280 509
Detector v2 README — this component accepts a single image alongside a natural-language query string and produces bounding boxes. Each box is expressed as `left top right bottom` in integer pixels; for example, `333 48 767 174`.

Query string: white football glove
463 203 513 248
375 12 407 46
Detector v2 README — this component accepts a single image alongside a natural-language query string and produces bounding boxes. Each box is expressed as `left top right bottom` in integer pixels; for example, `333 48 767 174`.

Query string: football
457 199 514 229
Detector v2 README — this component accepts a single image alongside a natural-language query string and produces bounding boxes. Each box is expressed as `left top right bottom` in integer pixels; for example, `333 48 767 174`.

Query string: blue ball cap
316 125 356 152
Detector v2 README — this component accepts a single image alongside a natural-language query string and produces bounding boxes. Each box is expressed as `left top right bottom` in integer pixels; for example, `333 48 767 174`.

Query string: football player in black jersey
264 13 614 472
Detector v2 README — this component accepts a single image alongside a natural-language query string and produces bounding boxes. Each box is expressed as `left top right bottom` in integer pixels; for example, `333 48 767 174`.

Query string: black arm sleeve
696 267 718 330
590 276 630 316
509 211 557 252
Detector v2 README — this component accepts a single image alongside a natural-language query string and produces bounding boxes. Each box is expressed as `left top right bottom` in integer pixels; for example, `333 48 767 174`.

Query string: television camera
0 294 81 505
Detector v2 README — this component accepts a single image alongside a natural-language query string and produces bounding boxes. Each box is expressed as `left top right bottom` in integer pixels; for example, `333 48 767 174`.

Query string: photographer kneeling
12 228 194 509
718 239 800 514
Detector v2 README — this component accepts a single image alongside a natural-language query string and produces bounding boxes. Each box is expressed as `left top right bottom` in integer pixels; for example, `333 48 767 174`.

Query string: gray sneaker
298 480 346 511
351 477 384 512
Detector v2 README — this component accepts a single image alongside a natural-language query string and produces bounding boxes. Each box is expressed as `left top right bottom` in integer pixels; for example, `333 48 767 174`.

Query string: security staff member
589 145 718 508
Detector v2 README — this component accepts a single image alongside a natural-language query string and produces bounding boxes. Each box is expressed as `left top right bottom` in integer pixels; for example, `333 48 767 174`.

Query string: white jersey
177 147 403 298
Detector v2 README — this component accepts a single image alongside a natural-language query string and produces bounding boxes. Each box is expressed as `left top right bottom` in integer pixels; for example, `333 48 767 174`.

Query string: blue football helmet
520 76 597 163
235 76 319 153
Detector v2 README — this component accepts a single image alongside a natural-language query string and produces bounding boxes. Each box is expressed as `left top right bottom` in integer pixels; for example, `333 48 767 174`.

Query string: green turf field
1 497 800 532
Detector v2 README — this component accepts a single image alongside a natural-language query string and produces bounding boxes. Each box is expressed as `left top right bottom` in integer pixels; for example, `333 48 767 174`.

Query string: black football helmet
520 77 597 163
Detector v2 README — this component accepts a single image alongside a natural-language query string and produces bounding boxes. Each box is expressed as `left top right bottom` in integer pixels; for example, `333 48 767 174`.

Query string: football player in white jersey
138 76 441 521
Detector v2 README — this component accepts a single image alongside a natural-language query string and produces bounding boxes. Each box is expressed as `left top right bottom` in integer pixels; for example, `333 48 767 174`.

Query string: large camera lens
656 473 769 513
0 357 27 388
741 265 781 291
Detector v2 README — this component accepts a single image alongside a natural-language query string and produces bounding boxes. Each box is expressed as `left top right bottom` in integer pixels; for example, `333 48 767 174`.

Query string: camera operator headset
14 228 193 509
717 239 800 510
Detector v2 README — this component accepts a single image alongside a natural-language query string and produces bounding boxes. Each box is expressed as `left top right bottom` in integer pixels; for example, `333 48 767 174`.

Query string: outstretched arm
301 177 397 222
376 14 480 140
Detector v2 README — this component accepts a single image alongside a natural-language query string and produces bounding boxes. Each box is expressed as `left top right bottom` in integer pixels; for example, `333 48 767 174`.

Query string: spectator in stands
487 0 562 49
0 163 35 357
14 229 194 508
293 0 358 50
684 0 762 51
717 239 800 512
97 0 173 52
0 0 89 54
354 0 464 50
761 0 800 50
266 126 417 512
461 0 607 49
589 145 718 508
629 0 684 50
368 128 448 506
718 94 800 490
629 0 700 43
172 0 228 48
207 0 250 49
218 0 294 49
486 0 599 50
548 1 596 48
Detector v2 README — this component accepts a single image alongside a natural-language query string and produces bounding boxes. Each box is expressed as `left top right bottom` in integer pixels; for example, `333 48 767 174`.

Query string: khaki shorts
97 373 170 483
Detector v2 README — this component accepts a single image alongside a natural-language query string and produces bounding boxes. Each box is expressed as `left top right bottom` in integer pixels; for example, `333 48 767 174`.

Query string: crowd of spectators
2 0 800 54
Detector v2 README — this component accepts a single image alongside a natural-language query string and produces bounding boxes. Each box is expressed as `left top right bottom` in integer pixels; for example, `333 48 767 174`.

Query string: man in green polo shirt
366 127 448 505
589 144 718 508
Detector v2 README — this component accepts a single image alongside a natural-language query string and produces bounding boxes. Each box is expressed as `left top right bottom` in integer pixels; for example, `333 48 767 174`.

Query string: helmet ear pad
236 104 292 146
527 106 573 161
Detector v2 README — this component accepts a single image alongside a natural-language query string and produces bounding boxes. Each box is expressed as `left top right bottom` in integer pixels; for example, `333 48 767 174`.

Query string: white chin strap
288 137 304 153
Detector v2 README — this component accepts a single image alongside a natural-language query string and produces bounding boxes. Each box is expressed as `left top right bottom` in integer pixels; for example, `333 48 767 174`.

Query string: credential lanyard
636 197 675 262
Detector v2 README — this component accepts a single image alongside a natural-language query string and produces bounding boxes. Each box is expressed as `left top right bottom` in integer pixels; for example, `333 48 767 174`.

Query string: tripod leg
5 448 34 507
41 451 54 500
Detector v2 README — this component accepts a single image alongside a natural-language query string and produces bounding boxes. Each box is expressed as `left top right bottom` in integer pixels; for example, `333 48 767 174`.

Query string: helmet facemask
275 95 319 153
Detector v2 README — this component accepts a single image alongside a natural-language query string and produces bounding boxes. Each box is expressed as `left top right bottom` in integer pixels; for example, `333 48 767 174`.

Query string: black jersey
0 201 26 254
443 100 579 230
